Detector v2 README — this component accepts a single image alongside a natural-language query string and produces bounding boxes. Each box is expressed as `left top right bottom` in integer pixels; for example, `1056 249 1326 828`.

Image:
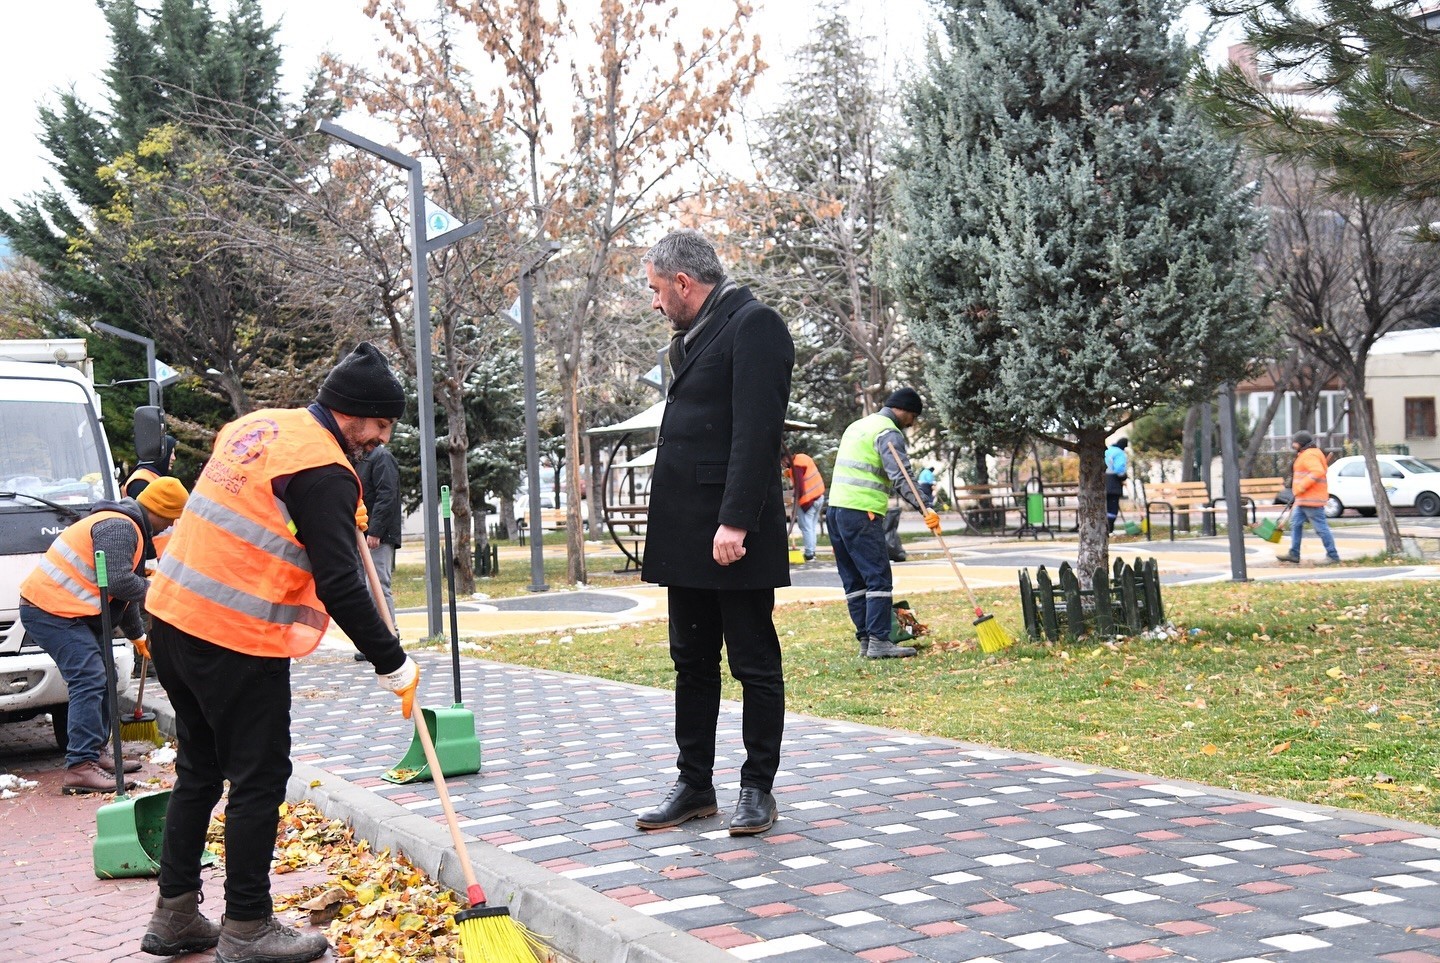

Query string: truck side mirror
134 406 165 464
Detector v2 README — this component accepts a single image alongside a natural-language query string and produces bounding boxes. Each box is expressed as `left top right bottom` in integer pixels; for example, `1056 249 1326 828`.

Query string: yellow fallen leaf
1269 741 1291 755
1365 722 1383 731
1326 666 1346 679
1202 744 1218 755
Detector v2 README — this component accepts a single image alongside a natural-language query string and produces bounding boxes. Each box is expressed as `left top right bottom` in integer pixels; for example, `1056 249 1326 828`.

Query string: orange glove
132 635 151 661
923 509 942 535
355 502 369 532
377 657 419 718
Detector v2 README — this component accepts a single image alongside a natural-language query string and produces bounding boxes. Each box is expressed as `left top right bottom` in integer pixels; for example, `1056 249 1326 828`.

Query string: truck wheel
50 706 68 751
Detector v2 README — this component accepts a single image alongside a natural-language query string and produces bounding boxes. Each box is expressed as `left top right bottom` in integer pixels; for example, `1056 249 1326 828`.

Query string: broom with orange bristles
888 443 1015 653
356 528 541 962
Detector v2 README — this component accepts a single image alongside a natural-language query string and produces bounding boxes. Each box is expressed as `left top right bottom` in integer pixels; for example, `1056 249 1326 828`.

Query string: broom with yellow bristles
888 444 1015 653
357 529 542 962
118 647 163 746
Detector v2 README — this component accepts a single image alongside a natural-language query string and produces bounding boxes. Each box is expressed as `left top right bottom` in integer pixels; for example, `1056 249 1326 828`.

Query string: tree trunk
586 434 602 537
1076 426 1109 590
562 363 587 585
1179 404 1201 531
1347 377 1403 555
439 387 476 594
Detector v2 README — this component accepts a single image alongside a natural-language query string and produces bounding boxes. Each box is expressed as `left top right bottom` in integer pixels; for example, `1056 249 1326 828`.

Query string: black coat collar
670 285 752 384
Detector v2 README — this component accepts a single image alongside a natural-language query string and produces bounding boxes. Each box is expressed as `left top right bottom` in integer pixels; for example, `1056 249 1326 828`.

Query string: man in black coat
358 443 402 625
636 229 795 836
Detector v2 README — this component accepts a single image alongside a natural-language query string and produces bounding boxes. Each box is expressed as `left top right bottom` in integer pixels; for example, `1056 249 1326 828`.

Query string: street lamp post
93 322 159 408
318 119 487 639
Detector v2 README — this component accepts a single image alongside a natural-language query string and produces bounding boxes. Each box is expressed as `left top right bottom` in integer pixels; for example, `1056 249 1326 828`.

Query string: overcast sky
0 0 939 211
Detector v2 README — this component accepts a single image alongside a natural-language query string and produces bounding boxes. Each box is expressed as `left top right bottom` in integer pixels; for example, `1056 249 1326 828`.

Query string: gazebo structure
587 402 815 572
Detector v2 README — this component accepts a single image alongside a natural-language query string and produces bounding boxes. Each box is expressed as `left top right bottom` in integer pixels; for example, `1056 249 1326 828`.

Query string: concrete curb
287 762 733 963
131 685 727 963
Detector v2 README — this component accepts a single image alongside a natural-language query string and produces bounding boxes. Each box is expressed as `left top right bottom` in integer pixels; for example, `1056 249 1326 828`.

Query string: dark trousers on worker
667 586 784 793
827 505 893 643
150 617 292 921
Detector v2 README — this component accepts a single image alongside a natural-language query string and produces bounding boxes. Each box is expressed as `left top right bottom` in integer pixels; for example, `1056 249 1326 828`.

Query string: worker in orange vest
139 343 417 963
781 449 826 562
1279 430 1341 565
18 477 189 794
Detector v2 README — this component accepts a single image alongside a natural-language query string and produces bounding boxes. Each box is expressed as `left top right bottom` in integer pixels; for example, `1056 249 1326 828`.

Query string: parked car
1325 454 1440 517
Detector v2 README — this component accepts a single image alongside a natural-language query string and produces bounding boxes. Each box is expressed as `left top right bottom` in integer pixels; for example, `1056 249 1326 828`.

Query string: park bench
1144 481 1218 539
603 504 648 571
950 484 1018 534
515 507 568 544
1210 476 1288 524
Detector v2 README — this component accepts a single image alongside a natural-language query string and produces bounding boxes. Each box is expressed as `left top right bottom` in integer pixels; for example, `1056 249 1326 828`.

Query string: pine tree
892 0 1271 577
0 0 290 456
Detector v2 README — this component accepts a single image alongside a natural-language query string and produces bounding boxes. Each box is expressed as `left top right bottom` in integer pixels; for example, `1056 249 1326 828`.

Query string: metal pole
92 322 159 408
520 267 548 593
1219 382 1248 582
408 165 444 637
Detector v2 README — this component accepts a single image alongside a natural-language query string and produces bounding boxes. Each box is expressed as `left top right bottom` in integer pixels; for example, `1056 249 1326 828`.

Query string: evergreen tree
1195 0 1440 204
0 0 290 456
892 0 1270 577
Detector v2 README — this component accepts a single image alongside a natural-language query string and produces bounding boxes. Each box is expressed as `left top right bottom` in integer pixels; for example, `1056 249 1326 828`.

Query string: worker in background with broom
826 387 942 659
17 476 189 794
139 343 419 963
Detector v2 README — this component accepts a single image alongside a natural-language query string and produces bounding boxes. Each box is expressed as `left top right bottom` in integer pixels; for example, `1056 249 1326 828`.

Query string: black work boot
635 781 718 830
215 915 329 963
141 891 220 956
729 787 778 836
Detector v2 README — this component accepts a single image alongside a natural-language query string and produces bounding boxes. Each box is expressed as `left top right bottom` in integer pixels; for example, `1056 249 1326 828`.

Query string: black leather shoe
635 781 717 830
729 787 777 836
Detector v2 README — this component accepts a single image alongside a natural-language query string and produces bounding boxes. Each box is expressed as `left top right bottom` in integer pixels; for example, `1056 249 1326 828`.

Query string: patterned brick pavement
290 650 1440 962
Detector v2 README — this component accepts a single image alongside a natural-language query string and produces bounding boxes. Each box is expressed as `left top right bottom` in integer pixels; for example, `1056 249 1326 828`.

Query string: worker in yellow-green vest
826 387 940 659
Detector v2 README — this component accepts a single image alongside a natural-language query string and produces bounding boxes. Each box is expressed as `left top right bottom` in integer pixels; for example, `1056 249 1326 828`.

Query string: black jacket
641 285 795 590
357 445 402 548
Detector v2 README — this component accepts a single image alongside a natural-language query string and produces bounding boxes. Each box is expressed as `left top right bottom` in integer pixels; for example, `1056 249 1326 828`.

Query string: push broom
357 529 540 963
888 444 1015 653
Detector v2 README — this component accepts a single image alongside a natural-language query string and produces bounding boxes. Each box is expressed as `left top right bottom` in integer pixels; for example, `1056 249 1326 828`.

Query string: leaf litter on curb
261 801 556 962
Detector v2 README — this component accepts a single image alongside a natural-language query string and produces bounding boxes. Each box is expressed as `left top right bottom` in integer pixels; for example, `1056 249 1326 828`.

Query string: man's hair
643 229 725 284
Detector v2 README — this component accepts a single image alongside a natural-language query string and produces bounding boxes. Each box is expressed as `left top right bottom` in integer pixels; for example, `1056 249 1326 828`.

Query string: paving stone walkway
291 650 1440 962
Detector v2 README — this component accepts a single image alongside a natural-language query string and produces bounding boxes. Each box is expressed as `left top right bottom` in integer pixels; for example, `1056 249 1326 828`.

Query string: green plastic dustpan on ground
381 488 482 785
94 790 221 879
382 704 482 784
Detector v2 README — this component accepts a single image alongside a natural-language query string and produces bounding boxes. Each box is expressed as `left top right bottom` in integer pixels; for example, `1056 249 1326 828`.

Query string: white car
1325 454 1440 517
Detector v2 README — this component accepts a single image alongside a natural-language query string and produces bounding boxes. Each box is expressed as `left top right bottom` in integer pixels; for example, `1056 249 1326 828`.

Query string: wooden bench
1210 477 1288 524
603 504 648 571
950 484 1019 534
516 507 568 544
1144 481 1218 539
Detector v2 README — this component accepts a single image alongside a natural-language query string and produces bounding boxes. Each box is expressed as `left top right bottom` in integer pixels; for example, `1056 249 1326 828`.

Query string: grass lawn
438 574 1440 827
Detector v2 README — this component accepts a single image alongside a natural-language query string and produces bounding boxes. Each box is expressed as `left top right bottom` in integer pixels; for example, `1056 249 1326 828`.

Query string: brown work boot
216 915 329 963
98 750 142 773
61 759 133 795
141 891 220 955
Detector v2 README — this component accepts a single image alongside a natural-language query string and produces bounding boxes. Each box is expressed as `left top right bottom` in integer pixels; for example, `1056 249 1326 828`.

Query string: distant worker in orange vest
781 449 826 563
18 477 189 794
123 433 178 499
1278 430 1341 565
139 343 417 963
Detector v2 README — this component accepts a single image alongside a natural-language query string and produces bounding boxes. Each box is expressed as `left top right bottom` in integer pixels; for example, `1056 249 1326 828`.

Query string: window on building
1405 397 1437 438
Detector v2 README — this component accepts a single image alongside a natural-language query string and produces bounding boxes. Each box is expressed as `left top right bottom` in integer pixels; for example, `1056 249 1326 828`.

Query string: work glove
355 502 369 532
923 509 942 535
132 635 151 661
377 656 420 718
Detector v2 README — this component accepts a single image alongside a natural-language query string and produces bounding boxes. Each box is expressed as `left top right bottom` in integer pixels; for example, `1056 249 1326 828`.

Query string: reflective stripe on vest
145 408 356 658
828 413 894 513
791 453 826 507
19 511 143 618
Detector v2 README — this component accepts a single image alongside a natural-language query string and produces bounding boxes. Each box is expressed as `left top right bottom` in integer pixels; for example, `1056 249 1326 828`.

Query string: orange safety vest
146 408 357 658
125 466 159 493
790 453 826 508
1291 445 1330 508
19 510 144 618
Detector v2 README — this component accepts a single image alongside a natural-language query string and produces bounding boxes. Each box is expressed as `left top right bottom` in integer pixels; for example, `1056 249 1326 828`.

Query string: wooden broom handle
885 442 983 614
356 528 485 902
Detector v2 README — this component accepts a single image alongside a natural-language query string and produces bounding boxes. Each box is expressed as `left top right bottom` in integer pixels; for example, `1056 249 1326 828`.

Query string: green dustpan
382 704 481 784
94 791 220 878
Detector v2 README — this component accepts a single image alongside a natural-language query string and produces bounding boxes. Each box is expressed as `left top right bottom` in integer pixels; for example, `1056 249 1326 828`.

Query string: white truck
0 339 145 748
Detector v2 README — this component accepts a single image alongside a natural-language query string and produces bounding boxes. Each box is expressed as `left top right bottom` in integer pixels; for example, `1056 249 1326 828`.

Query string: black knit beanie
318 343 406 419
1293 430 1314 449
884 386 924 415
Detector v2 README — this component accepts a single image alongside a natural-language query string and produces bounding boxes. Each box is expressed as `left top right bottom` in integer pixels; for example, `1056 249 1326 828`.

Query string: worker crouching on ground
18 477 189 794
139 343 419 963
